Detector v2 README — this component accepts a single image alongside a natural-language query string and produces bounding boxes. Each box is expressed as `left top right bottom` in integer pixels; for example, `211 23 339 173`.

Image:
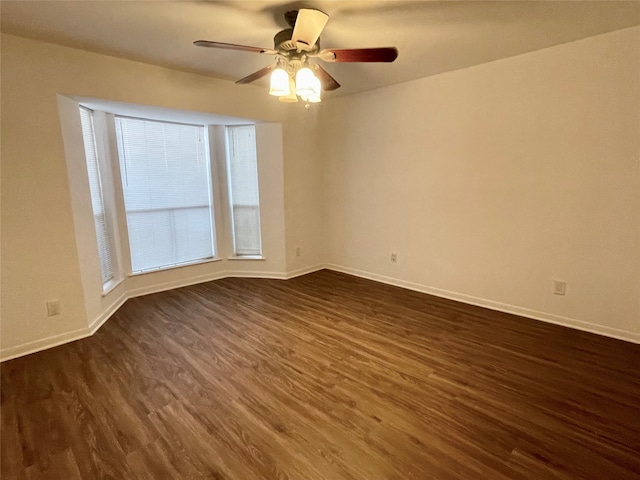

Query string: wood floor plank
0 398 27 480
2 270 640 479
25 448 82 480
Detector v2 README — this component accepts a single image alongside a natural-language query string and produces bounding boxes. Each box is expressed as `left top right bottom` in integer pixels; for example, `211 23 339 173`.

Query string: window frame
113 115 218 275
225 124 263 258
79 106 122 292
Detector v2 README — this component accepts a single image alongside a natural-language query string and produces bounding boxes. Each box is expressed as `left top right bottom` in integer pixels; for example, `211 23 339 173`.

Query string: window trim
101 277 125 297
227 255 266 261
126 257 223 277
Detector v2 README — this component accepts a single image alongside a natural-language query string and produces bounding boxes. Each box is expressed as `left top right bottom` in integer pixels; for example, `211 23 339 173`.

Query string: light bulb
269 68 290 96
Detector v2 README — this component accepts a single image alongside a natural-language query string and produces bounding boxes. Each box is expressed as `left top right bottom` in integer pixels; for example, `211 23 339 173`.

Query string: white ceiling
2 1 639 98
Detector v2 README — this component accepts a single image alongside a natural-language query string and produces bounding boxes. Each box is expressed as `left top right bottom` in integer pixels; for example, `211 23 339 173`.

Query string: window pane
79 107 114 284
227 125 262 256
115 117 214 273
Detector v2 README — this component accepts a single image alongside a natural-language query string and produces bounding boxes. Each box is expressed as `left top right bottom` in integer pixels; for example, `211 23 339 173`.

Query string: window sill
227 255 266 261
127 257 223 277
102 277 125 297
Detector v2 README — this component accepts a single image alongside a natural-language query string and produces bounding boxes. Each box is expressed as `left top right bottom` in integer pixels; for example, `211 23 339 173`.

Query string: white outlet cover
553 280 567 295
46 300 61 316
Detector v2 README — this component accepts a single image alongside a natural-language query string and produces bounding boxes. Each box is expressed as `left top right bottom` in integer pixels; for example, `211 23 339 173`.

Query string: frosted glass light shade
269 68 290 96
295 67 317 98
302 76 322 103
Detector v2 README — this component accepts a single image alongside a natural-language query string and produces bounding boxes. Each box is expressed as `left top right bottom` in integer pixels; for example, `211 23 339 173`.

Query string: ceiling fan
194 8 398 104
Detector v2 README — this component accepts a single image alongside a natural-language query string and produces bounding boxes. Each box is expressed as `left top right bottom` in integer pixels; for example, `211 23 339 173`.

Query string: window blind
115 117 214 273
226 126 262 256
80 108 115 284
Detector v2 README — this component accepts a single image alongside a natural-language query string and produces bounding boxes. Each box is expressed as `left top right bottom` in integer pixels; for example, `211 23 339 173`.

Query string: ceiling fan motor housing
274 29 295 51
274 28 320 54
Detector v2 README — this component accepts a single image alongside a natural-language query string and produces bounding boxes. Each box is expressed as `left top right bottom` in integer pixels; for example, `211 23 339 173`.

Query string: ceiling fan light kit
194 8 398 106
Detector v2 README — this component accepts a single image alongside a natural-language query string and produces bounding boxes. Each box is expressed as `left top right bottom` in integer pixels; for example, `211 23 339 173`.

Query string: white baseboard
285 264 325 279
127 270 227 299
1 263 327 362
0 326 93 362
4 263 638 362
225 270 287 279
324 264 640 345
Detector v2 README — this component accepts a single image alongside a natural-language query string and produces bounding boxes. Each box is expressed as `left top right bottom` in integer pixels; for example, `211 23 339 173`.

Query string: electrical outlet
46 300 61 316
390 252 397 263
296 246 301 257
553 280 567 296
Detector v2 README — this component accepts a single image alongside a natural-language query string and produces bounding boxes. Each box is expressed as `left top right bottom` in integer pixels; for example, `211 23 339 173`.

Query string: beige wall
282 106 325 274
2 26 638 359
0 34 323 358
322 27 640 342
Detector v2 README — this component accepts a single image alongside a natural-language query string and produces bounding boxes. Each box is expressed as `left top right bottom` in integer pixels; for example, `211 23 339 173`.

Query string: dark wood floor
2 270 640 479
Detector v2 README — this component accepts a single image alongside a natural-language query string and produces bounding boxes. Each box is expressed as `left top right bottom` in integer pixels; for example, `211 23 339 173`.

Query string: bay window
78 107 263 282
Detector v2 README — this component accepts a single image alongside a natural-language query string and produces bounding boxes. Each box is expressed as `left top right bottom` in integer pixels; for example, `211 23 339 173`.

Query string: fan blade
319 47 398 63
313 64 340 91
194 40 274 54
236 65 274 85
291 9 329 50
